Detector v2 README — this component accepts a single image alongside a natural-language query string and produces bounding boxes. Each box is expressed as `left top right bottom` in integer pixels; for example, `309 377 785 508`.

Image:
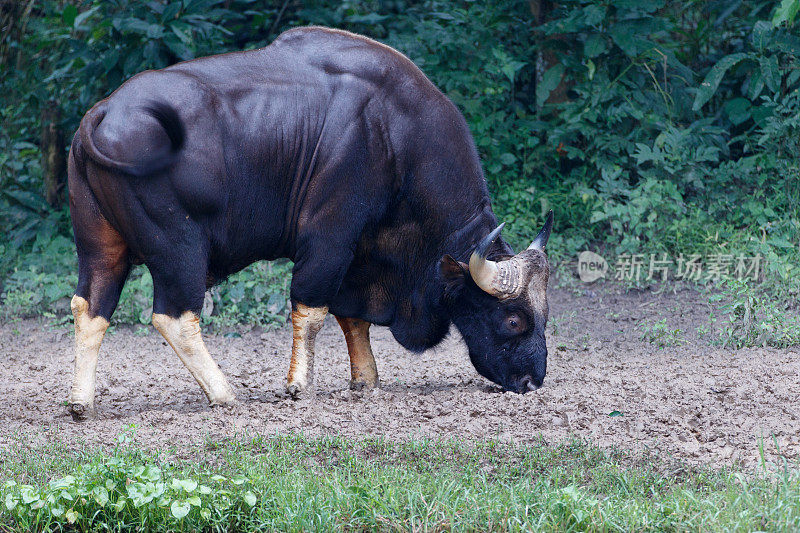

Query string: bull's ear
440 255 468 282
440 255 468 300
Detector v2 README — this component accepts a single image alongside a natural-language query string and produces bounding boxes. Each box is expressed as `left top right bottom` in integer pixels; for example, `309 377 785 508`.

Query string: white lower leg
69 296 109 415
152 311 235 406
286 304 328 394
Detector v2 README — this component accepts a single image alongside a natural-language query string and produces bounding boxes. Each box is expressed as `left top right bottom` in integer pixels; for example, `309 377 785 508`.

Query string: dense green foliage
1 0 798 332
3 433 800 531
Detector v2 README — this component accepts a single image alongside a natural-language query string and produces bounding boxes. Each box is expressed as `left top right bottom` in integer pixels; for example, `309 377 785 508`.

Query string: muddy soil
1 283 798 466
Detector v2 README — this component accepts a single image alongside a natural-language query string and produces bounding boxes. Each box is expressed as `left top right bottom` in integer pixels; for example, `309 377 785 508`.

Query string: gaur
66 26 554 420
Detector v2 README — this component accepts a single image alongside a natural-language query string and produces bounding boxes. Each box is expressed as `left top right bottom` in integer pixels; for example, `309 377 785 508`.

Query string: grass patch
1 433 799 531
636 318 685 348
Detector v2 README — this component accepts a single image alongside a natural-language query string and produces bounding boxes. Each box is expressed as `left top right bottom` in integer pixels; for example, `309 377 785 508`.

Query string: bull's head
440 211 553 393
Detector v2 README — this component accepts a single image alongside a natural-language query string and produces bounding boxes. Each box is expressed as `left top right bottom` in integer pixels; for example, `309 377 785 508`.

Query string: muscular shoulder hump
274 26 404 58
271 26 436 92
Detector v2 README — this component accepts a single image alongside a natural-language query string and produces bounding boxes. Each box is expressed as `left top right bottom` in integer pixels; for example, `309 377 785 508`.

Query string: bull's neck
388 202 508 351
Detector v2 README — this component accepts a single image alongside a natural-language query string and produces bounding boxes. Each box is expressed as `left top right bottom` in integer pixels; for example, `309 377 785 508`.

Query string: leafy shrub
2 454 259 530
0 233 77 319
711 278 800 348
203 260 292 331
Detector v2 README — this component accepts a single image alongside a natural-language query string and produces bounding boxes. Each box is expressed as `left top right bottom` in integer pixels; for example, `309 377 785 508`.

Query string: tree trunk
531 1 569 108
41 100 66 208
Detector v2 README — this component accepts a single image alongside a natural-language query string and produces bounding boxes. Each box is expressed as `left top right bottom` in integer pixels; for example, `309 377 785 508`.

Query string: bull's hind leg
69 296 111 420
150 262 235 407
68 153 130 420
69 245 128 421
335 316 379 390
286 303 328 397
151 312 235 406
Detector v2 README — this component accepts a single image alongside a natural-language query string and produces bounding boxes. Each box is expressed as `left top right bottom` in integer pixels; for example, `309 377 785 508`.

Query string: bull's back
77 26 453 280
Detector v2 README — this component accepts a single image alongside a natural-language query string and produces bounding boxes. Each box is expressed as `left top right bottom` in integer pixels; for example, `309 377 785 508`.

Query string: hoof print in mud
68 403 95 422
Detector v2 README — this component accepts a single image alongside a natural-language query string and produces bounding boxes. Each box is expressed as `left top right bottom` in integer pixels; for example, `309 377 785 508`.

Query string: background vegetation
1 0 798 336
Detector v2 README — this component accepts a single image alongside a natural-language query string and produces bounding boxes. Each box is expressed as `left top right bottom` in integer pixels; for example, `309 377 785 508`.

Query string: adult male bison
67 26 554 420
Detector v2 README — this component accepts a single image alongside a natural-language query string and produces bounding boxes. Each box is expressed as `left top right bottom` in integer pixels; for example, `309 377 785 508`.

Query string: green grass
1 432 799 531
636 318 685 348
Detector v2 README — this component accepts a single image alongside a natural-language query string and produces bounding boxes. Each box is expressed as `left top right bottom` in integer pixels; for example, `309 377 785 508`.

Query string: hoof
286 383 308 400
209 397 238 409
68 403 95 422
349 379 379 391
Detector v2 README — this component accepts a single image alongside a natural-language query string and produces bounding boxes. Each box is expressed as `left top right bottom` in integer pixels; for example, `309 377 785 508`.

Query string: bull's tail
79 101 185 176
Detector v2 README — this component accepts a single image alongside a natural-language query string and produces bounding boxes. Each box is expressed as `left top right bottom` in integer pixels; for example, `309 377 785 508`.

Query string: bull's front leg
335 316 379 390
286 303 328 397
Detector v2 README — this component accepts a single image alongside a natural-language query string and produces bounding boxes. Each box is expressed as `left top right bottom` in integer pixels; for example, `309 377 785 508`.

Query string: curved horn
528 210 554 251
469 223 505 296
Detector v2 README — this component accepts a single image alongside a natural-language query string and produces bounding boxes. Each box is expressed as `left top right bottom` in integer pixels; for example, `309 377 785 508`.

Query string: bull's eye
503 312 527 335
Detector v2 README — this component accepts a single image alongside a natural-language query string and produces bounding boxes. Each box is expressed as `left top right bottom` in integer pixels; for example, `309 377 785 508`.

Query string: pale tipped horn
528 210 554 251
469 223 505 296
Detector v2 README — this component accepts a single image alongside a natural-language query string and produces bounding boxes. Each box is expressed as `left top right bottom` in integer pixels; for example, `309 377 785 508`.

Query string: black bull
66 26 553 419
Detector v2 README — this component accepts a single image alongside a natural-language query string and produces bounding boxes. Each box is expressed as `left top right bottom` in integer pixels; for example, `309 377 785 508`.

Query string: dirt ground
1 282 798 467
